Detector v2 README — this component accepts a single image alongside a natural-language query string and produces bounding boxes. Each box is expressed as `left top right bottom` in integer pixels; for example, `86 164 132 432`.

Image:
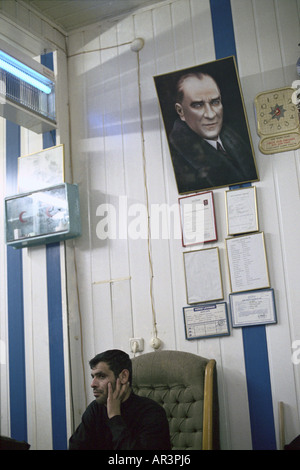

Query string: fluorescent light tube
0 50 53 94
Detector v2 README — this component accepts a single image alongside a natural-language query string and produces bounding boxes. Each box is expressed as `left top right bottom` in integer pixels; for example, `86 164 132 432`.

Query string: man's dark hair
175 72 220 104
89 349 132 385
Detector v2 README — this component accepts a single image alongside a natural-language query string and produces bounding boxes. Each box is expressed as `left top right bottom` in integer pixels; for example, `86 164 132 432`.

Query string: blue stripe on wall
41 52 68 450
6 120 27 442
210 0 237 60
242 327 276 449
46 243 68 449
210 0 277 449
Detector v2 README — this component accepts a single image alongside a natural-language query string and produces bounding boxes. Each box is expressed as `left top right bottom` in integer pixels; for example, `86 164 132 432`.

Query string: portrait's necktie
217 141 228 156
217 141 239 167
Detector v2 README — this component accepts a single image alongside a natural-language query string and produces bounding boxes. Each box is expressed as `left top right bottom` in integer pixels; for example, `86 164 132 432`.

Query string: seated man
69 349 171 450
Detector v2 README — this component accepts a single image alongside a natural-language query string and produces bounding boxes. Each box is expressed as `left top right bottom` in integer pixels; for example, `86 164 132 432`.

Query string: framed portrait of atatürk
154 56 259 194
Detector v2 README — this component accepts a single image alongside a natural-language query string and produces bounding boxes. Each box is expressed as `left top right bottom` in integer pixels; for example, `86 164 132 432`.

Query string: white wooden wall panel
134 8 176 350
190 0 215 65
66 0 300 449
253 0 282 73
232 0 300 447
68 36 95 401
275 0 300 68
17 45 73 448
0 0 297 450
0 9 73 448
19 128 51 450
0 117 9 437
23 246 53 450
0 0 66 54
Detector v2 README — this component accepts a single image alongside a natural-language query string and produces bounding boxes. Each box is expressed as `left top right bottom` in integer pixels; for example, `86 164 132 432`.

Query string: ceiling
20 0 166 34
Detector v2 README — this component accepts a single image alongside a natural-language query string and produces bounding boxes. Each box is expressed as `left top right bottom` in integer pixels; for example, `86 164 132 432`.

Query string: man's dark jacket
169 118 258 193
69 392 171 450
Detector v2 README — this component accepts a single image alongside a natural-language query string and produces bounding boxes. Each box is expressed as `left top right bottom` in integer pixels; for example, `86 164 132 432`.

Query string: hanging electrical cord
134 39 161 349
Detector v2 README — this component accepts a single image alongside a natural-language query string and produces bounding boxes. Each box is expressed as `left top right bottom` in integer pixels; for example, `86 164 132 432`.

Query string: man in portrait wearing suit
169 72 258 194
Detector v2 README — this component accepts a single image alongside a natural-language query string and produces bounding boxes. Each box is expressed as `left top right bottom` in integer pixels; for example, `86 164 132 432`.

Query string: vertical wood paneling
134 7 177 349
231 0 300 447
171 0 195 69
190 0 215 65
19 128 50 450
168 0 200 356
68 37 99 418
54 48 74 445
117 15 153 346
231 0 260 77
68 33 97 410
153 3 175 74
0 17 71 448
23 246 53 450
252 0 282 73
99 25 133 354
65 0 300 449
274 0 300 68
0 116 9 437
0 0 66 54
152 3 189 356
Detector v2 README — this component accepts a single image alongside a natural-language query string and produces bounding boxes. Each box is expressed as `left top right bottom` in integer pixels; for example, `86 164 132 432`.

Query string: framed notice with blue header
183 302 230 340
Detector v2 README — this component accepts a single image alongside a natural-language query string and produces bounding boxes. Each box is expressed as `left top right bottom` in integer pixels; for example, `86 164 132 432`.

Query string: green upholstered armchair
132 350 219 450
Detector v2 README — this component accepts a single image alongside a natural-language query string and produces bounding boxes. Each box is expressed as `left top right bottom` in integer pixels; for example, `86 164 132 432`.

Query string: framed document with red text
179 191 217 247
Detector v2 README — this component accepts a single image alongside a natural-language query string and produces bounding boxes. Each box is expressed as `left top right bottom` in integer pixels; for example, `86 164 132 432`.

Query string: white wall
67 0 300 449
0 0 300 450
0 2 72 448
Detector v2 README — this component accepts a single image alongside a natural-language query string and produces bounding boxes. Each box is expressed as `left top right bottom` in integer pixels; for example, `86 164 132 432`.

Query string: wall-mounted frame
179 191 217 247
154 56 258 194
183 247 223 304
229 288 277 328
18 144 64 193
225 186 259 236
225 232 270 293
183 301 230 340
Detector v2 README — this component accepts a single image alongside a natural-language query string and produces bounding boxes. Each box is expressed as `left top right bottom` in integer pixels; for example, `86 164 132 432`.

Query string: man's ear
175 103 185 121
119 369 130 384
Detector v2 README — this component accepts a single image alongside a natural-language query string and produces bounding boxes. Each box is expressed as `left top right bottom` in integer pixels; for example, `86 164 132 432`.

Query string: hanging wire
136 50 159 342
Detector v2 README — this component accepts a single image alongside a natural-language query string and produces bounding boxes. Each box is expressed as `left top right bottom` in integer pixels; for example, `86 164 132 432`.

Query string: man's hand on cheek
107 379 130 419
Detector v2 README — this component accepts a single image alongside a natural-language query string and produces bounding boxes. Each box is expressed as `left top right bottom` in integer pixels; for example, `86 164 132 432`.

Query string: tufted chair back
132 350 219 450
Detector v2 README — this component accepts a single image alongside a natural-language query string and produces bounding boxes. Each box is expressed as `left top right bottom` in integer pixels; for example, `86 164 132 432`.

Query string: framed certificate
225 186 259 235
18 144 65 193
183 247 223 304
183 302 230 340
225 232 270 293
229 289 277 327
179 191 217 246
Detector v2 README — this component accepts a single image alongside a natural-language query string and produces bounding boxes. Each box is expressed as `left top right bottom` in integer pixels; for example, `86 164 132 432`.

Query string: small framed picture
229 288 277 328
179 191 217 247
183 301 230 340
225 186 259 236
